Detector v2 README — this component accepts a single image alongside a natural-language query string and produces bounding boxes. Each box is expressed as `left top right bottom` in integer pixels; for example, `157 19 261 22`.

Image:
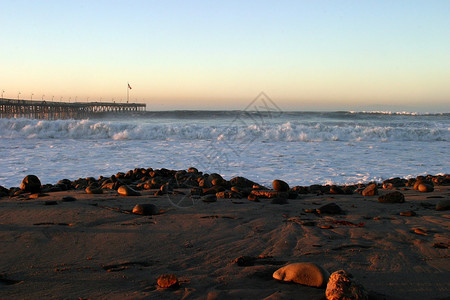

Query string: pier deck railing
0 98 146 119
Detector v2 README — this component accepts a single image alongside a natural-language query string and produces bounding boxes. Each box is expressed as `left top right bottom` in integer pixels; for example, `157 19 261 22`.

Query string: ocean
0 110 449 188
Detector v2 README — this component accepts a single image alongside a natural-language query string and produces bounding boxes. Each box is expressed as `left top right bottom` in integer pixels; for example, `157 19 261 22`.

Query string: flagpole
127 82 129 103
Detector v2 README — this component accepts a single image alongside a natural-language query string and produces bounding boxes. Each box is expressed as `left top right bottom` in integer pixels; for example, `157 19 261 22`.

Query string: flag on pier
128 83 132 89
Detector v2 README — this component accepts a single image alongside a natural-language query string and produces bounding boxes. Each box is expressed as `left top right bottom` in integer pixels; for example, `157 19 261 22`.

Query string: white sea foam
0 118 447 142
0 112 448 188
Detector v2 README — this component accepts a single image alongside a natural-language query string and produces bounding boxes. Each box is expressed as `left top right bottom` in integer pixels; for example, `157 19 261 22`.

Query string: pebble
436 200 450 211
326 270 368 300
132 204 158 215
157 274 179 289
117 185 141 196
378 191 405 203
273 179 290 192
362 183 378 196
273 262 329 288
20 175 42 193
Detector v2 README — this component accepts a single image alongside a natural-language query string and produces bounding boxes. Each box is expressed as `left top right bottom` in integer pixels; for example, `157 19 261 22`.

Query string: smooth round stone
132 204 158 215
117 185 141 196
20 175 42 193
362 183 378 196
326 270 368 300
273 179 290 192
378 191 405 203
85 186 103 194
418 183 434 193
273 262 329 288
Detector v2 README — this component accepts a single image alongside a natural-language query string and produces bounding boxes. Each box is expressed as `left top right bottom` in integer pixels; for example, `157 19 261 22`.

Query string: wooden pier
0 98 146 119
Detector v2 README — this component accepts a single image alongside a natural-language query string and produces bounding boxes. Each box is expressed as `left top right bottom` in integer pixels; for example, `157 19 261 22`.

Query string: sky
1 0 449 112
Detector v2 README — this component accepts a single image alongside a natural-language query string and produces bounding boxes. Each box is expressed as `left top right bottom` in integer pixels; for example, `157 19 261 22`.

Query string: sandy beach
1 171 449 299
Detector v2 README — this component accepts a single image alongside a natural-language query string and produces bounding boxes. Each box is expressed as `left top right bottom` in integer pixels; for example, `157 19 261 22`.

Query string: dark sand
1 178 449 299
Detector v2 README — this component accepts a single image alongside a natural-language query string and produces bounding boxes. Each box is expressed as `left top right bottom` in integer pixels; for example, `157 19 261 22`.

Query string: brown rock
362 183 378 196
418 183 434 193
85 186 103 194
157 274 179 289
20 175 42 193
273 179 290 192
378 191 405 203
132 204 158 215
273 262 329 288
329 185 345 194
326 270 368 300
117 185 141 196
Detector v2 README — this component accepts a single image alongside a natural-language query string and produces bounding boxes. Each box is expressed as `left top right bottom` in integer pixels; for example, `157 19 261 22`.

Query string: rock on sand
20 175 41 193
117 185 141 196
273 262 329 288
132 204 158 215
378 191 405 203
326 270 368 300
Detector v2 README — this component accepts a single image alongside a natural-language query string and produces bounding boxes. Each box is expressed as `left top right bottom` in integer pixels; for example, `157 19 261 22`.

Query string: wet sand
1 176 449 299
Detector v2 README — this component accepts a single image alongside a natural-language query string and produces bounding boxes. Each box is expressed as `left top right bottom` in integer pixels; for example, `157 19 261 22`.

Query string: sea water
0 110 448 188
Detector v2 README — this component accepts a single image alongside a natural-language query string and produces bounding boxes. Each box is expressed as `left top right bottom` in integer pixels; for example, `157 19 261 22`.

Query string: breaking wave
0 117 447 142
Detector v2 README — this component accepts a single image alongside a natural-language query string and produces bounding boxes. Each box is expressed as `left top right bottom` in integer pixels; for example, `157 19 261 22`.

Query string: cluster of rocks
272 262 369 299
1 170 449 208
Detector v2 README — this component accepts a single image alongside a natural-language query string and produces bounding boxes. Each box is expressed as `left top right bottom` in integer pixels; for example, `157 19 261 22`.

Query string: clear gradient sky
1 0 449 112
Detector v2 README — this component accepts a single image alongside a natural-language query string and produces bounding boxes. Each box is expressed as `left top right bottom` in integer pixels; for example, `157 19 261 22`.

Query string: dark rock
273 179 290 192
202 185 225 195
383 177 406 189
378 191 405 203
0 185 10 197
187 167 199 173
117 185 141 196
132 203 158 215
329 185 345 194
20 175 41 193
234 256 256 266
362 183 378 196
85 185 103 194
291 186 309 194
230 176 256 189
317 203 344 214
